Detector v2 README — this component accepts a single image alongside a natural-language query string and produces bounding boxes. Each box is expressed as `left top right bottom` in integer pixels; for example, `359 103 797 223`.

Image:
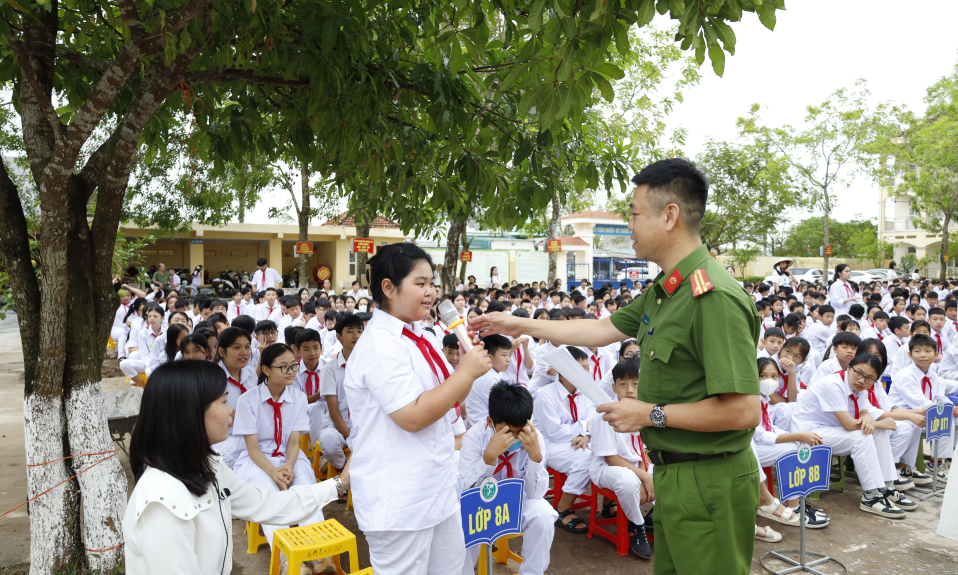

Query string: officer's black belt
649 450 732 466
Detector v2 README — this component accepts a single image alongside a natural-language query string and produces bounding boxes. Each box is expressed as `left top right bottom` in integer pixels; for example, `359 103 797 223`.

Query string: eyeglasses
257 330 278 337
269 364 300 374
850 366 877 385
622 351 639 358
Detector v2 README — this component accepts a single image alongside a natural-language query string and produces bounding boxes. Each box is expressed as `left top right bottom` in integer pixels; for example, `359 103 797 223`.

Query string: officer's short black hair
631 158 707 234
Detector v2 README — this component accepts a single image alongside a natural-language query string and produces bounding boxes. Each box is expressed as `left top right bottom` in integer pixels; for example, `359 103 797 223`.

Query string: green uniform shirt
153 270 171 287
610 245 760 455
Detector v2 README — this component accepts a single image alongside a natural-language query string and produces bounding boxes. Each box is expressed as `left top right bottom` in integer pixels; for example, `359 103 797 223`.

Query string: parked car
850 270 884 284
864 269 895 281
760 268 824 287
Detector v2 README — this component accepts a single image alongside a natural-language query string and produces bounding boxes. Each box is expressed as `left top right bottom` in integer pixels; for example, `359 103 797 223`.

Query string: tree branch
183 68 310 87
57 50 111 73
7 34 63 143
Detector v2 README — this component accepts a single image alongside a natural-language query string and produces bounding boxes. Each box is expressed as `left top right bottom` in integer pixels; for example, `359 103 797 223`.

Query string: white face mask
759 378 779 397
358 305 367 313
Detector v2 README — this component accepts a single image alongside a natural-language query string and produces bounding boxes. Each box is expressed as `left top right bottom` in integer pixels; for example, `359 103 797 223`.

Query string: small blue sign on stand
461 478 524 549
775 444 832 502
926 400 954 443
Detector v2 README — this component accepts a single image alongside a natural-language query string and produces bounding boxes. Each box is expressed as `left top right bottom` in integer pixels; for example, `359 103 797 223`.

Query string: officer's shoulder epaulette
690 268 714 298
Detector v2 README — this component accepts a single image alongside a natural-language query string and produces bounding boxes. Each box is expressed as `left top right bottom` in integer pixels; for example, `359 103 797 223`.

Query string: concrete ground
2 312 958 573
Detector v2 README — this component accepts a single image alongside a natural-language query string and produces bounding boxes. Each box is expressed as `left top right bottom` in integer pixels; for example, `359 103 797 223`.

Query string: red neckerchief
302 362 320 396
760 401 775 432
591 355 603 381
515 347 522 383
401 327 460 418
228 376 247 395
567 392 579 422
266 397 285 457
630 433 650 470
848 393 860 419
844 282 852 298
838 370 871 416
495 452 515 478
877 332 884 341
922 376 933 400
935 332 943 354
122 303 129 312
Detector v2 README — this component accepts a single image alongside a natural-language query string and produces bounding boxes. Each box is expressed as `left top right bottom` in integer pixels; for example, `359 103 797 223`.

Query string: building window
908 247 917 254
348 251 356 277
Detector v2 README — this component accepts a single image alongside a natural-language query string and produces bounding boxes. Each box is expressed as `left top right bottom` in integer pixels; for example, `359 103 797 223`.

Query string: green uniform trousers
652 448 760 575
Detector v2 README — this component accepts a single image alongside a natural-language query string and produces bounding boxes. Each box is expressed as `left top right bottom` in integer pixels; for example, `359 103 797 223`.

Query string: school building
120 213 413 289
879 175 955 277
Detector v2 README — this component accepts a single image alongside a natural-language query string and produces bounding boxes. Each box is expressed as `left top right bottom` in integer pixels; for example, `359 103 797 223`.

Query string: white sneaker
859 493 905 519
899 465 932 486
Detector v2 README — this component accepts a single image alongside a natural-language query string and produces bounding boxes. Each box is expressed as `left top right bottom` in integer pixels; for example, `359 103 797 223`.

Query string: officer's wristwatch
650 404 667 428
333 476 347 497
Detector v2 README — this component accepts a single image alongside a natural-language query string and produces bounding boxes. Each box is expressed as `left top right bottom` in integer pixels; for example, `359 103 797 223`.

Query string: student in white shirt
343 244 491 575
189 265 204 294
793 353 916 518
828 265 861 317
459 382 557 575
804 305 836 356
233 343 336 575
888 335 954 486
120 304 167 387
533 346 595 534
767 337 810 431
276 297 304 343
147 321 189 374
111 289 134 359
346 280 369 300
928 308 950 355
487 266 501 289
255 288 283 322
809 332 861 386
891 320 931 377
226 291 248 321
598 339 640 398
291 328 325 441
124 361 347 575
590 359 655 558
464 335 514 429
318 315 363 472
252 257 283 292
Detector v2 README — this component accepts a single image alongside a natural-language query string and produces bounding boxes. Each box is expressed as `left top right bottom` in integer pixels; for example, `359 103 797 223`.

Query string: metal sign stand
760 496 847 575
914 438 945 502
485 542 494 575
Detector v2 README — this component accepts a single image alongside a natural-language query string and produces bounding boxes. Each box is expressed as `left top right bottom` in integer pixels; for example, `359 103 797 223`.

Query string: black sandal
602 500 618 518
555 509 587 533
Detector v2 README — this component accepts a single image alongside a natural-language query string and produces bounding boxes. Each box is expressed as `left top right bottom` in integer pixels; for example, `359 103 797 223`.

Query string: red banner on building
460 251 473 262
352 238 374 253
547 239 562 252
295 242 313 255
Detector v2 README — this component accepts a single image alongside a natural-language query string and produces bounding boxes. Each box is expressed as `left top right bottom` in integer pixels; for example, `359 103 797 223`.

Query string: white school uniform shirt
809 356 842 387
275 314 302 343
931 327 950 355
148 332 170 373
528 341 561 394
803 321 835 356
487 275 501 288
828 280 858 316
346 288 369 300
888 361 951 410
342 308 460 533
793 372 883 432
938 342 958 380
533 381 595 446
752 395 788 446
458 424 550 500
589 411 648 479
252 267 282 292
226 300 248 321
322 329 341 360
122 455 338 575
464 369 502 429
220 361 258 409
319 352 349 432
943 318 958 343
503 338 532 386
254 301 282 322
113 302 132 328
304 316 323 333
585 347 616 383
138 325 166 355
232 384 310 465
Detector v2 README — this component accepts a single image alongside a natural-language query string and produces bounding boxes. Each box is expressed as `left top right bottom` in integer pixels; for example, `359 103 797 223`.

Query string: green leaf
518 89 538 115
597 76 614 102
756 0 777 31
553 0 571 18
514 138 535 164
655 0 669 16
529 0 547 34
694 33 706 65
637 0 657 26
610 18 630 55
449 37 463 74
710 19 736 55
707 37 725 76
593 62 625 80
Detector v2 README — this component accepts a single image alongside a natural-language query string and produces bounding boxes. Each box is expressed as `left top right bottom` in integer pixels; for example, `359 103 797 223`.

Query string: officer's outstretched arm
468 311 627 348
598 393 761 433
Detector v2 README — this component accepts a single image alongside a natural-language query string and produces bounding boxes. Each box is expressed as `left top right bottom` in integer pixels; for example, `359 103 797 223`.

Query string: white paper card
542 346 614 406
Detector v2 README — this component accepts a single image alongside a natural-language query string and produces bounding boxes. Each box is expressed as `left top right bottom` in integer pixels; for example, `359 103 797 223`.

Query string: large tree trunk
942 213 951 282
442 218 465 294
548 195 560 286
298 161 311 289
822 189 831 278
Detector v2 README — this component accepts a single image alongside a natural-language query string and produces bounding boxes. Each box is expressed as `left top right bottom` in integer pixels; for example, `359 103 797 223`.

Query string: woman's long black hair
129 361 226 495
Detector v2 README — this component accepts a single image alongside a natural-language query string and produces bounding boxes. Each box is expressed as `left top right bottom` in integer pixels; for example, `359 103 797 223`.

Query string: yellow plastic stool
108 337 117 350
269 519 359 575
300 433 313 459
245 521 269 554
478 534 523 572
311 441 325 481
352 569 374 574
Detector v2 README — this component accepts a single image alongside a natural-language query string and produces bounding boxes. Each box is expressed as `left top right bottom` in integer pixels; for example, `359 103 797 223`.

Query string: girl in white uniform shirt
120 304 167 387
487 266 501 289
214 327 258 468
343 244 491 575
124 360 347 575
233 343 336 574
828 264 862 317
147 323 190 375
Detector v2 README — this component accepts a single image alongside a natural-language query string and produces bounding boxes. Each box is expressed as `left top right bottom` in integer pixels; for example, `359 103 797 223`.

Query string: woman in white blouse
124 360 348 575
770 258 794 291
344 243 491 575
487 266 501 288
828 264 861 317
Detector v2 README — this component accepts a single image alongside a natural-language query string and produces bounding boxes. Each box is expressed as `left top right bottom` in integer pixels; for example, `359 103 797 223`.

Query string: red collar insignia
663 269 684 295
691 269 714 298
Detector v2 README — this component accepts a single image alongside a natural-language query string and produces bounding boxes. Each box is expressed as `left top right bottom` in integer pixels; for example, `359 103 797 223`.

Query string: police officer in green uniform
471 158 762 574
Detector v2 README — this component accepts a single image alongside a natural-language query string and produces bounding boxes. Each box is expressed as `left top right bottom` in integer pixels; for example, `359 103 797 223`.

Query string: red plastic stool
546 467 590 511
763 466 776 498
587 482 629 556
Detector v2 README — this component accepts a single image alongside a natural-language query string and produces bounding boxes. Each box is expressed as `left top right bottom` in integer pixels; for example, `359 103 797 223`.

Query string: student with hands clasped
459 382 558 575
343 244 492 575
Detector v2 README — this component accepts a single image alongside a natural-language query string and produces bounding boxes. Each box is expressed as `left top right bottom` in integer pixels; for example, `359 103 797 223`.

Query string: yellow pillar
189 239 205 272
269 237 283 271
509 250 517 284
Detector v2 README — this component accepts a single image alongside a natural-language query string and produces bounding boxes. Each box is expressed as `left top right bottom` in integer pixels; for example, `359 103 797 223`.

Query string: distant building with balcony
878 176 953 277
